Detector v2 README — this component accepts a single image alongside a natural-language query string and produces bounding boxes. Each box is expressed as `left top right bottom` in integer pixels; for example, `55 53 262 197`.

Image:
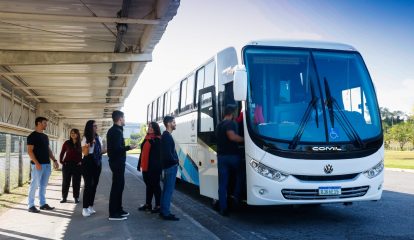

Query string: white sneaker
88 206 96 214
82 208 91 217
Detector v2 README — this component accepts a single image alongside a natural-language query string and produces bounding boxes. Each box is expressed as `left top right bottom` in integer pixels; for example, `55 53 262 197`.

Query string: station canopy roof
0 0 179 133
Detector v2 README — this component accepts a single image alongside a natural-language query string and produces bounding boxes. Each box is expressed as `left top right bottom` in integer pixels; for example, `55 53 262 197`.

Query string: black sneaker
28 206 40 213
151 207 160 214
74 198 80 203
108 215 127 221
40 204 55 210
138 204 151 211
60 199 67 203
120 210 130 217
161 214 179 221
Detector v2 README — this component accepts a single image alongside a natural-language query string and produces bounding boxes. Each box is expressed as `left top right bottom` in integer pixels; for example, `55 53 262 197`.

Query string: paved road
127 156 414 240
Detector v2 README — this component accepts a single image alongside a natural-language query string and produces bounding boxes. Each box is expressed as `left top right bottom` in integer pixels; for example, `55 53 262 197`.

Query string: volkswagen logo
324 164 333 174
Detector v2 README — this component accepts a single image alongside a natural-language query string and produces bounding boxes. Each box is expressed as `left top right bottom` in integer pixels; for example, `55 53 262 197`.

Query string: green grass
0 168 61 215
384 150 414 170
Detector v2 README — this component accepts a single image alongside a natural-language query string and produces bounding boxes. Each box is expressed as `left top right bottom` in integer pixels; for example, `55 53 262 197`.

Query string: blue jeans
28 164 51 208
160 164 178 216
218 155 242 212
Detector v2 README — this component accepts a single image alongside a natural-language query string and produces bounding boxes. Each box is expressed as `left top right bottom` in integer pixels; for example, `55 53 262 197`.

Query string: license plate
318 186 341 196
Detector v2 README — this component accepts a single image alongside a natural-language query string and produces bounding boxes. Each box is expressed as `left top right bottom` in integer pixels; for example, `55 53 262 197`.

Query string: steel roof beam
1 72 134 77
0 12 160 25
27 95 123 99
13 86 127 90
62 117 113 121
0 50 152 65
38 103 122 109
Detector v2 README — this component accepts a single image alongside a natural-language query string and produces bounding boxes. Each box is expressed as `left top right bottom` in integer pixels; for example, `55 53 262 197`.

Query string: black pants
61 163 81 199
82 157 101 208
109 161 125 216
142 171 161 206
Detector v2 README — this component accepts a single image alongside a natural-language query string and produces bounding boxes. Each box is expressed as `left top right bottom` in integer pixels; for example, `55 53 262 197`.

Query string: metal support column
18 136 23 187
5 134 11 193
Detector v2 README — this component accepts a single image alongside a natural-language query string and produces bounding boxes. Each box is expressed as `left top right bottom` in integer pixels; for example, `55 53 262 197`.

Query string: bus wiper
289 80 319 150
323 78 364 148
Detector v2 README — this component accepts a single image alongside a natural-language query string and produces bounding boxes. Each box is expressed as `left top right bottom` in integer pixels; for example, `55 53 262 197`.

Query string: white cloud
376 78 414 114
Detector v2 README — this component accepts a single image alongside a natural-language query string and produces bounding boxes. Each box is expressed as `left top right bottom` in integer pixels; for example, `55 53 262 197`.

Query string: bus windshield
244 47 381 146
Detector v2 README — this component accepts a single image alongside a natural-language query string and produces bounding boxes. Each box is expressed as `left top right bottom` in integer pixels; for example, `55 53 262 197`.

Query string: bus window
157 96 163 121
180 79 188 111
149 102 153 122
204 60 215 88
195 67 205 105
152 100 157 122
186 74 195 108
163 92 170 117
147 104 150 123
171 86 180 116
200 92 214 132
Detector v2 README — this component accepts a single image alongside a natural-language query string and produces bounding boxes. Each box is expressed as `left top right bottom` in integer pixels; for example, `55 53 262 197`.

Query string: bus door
197 86 219 199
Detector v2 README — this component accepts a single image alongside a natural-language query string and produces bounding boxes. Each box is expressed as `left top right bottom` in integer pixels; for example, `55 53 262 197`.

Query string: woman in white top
81 120 106 217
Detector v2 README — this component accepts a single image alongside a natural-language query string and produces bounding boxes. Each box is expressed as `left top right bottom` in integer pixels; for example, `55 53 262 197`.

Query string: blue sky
123 0 414 123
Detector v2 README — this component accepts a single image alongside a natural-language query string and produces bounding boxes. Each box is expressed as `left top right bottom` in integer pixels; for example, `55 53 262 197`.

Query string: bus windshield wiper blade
289 80 319 150
323 78 364 148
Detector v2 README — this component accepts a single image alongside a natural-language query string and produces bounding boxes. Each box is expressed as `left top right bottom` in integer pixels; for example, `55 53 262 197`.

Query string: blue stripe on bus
177 148 200 186
178 165 188 182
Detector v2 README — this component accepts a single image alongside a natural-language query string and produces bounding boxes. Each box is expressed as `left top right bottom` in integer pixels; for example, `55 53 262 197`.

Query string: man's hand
53 161 59 170
35 162 42 171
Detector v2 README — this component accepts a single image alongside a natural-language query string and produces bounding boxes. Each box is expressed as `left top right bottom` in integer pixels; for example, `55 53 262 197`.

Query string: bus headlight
363 160 384 179
249 159 289 182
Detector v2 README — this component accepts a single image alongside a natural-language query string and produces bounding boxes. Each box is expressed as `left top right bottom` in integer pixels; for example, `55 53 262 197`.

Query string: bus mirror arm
233 65 247 101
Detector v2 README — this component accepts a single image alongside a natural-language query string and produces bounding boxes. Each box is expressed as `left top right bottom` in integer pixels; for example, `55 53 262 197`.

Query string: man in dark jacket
107 110 135 220
159 116 179 221
216 105 244 216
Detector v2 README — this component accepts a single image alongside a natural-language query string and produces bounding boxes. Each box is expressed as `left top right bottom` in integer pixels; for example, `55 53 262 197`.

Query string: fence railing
0 132 57 195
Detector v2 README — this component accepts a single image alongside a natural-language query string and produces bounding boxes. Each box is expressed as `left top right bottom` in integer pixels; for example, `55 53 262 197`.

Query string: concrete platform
0 156 217 240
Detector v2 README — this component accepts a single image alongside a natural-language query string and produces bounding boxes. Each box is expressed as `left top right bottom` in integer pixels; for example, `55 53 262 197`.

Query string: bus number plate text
318 186 341 196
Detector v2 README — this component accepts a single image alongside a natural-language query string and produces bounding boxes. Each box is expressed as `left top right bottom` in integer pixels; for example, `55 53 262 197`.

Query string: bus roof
246 40 357 51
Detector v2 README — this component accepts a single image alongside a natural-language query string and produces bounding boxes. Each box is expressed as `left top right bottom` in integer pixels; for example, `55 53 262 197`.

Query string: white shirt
81 136 105 154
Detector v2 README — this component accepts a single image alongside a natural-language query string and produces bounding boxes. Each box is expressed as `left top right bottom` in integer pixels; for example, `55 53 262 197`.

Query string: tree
389 122 412 150
136 124 148 144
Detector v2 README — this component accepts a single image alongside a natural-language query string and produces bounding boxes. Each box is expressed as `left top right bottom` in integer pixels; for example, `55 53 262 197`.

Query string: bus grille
281 186 369 200
292 173 360 182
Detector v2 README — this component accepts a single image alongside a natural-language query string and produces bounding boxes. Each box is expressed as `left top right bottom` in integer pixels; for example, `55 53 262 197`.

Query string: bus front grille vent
293 173 360 182
281 186 369 200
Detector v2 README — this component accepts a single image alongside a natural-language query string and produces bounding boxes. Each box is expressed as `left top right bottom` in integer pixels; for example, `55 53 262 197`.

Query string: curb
385 167 414 173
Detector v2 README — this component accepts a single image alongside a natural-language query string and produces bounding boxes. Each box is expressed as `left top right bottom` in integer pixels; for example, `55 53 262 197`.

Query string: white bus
147 40 384 205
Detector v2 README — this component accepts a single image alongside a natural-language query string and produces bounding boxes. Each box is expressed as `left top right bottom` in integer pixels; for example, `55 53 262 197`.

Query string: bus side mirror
233 65 247 101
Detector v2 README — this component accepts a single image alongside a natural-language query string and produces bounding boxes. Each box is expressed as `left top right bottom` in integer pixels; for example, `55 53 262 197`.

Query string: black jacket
160 131 178 169
137 138 161 174
106 124 131 164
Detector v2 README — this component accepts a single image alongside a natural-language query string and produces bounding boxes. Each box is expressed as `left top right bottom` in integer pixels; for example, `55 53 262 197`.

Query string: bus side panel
173 113 199 185
196 139 218 200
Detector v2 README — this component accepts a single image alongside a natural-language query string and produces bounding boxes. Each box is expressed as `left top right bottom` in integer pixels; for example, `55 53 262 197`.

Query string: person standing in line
59 128 82 204
27 116 59 213
216 105 244 216
137 122 162 213
81 120 106 217
107 110 135 221
159 116 179 221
